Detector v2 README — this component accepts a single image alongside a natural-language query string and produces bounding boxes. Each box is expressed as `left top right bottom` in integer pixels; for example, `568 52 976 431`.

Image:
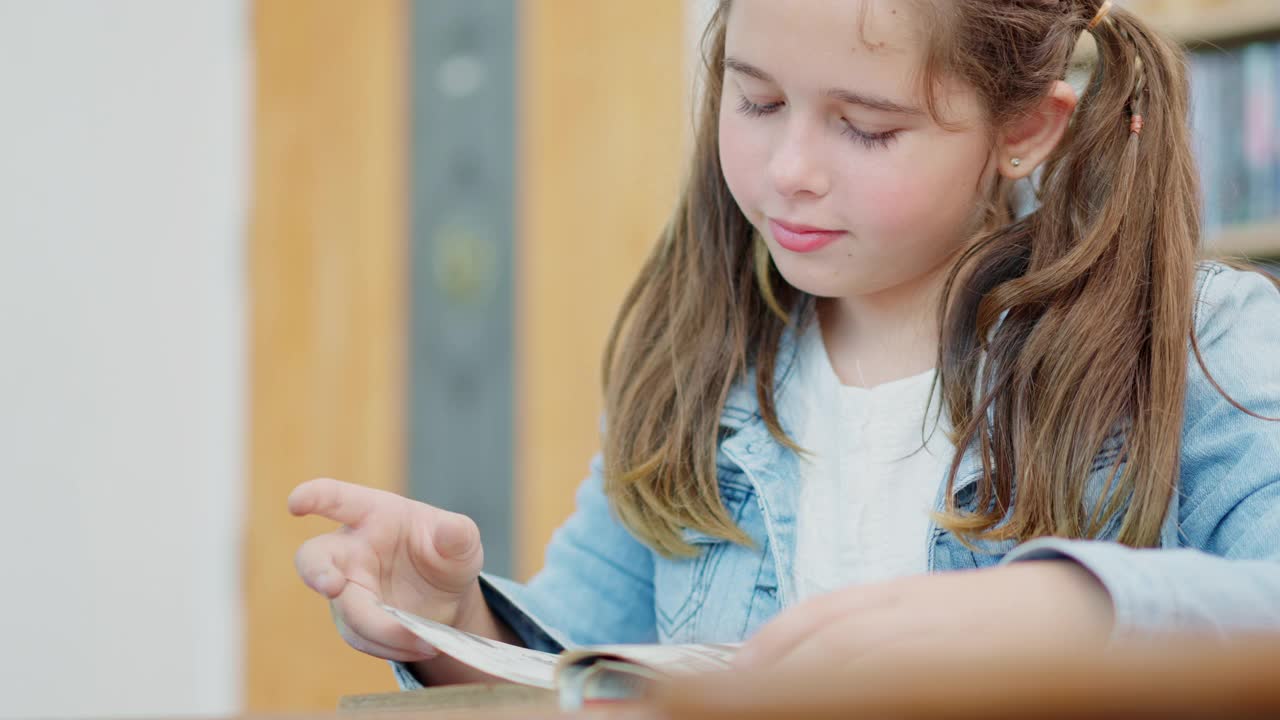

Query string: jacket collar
718 313 985 496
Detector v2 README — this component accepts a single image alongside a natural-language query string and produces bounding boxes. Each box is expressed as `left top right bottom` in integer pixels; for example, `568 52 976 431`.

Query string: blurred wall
0 1 247 718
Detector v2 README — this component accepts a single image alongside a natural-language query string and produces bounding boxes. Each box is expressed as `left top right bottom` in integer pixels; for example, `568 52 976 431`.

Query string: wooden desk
659 635 1280 720
331 635 1280 719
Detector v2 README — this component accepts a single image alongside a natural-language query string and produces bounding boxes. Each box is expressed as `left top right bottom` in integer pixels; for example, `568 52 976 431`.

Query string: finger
288 477 381 527
736 587 889 669
331 600 438 662
333 581 440 659
830 634 950 682
344 632 434 663
399 509 484 594
776 612 915 671
294 531 354 599
735 614 826 670
429 511 483 567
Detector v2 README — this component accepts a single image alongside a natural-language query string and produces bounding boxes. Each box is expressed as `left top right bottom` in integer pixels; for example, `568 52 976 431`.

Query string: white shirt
785 319 955 601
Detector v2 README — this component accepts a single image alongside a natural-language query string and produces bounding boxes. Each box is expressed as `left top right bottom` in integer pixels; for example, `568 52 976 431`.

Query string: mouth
767 217 846 254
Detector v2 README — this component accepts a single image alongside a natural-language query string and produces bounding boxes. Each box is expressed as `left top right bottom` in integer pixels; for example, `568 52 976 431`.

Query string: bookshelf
1126 0 1280 47
1129 0 1280 258
1209 220 1280 258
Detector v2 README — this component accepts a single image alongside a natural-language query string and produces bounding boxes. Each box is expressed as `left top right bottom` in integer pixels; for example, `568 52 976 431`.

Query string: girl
290 0 1280 686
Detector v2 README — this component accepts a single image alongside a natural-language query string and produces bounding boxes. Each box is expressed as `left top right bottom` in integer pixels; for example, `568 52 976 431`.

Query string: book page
380 604 560 688
556 659 663 710
561 643 739 676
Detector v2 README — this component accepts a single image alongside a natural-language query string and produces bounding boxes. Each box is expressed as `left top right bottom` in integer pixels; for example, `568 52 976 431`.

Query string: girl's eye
736 95 783 117
735 95 900 151
841 121 899 150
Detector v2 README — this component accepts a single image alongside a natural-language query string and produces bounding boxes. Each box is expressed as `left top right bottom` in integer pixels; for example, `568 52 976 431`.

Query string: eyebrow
723 56 925 117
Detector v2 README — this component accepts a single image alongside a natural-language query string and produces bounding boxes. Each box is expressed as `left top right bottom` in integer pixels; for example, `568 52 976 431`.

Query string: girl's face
719 0 998 302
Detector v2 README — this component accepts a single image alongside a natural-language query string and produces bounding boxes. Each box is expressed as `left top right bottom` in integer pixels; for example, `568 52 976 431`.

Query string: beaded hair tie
1085 1 1145 137
1087 0 1113 31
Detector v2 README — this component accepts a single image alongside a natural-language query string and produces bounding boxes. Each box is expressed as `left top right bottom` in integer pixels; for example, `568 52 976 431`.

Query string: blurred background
0 1 1275 718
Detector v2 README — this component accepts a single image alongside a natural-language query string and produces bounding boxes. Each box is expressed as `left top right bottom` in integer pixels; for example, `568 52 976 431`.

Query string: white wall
685 0 718 129
0 2 248 717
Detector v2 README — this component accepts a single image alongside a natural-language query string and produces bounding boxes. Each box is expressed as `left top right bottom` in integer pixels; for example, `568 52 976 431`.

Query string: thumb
430 511 483 567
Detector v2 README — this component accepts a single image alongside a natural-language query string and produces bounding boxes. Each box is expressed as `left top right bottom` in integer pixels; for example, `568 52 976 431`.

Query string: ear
995 80 1079 180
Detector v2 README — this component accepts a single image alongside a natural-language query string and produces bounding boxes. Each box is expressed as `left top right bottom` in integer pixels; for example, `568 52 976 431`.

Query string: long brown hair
602 0 1271 557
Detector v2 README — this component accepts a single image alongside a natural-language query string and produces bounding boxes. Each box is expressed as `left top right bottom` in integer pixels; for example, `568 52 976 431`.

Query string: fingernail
417 640 438 658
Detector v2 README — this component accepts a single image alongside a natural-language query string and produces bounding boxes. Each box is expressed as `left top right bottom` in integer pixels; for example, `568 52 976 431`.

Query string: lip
767 218 845 253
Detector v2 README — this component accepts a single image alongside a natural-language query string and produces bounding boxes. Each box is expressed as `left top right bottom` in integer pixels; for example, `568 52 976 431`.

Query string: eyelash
734 96 899 150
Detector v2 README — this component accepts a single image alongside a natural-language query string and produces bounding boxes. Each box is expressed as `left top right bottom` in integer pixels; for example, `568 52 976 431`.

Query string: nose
767 116 831 199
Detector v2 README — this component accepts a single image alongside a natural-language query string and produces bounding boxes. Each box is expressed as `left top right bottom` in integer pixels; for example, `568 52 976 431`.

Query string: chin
770 257 859 300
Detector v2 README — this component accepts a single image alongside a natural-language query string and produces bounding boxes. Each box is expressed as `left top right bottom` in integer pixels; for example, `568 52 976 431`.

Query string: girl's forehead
724 0 924 57
723 0 930 98
723 0 987 127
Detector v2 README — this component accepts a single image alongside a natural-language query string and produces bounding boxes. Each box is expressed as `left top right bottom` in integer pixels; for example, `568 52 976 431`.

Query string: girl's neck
817 262 950 389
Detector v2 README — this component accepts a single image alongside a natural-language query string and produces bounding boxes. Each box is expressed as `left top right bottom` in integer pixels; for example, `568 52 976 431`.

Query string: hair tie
1088 0 1113 31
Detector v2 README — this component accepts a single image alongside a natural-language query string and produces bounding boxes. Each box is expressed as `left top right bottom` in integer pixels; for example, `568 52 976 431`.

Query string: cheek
718 110 767 222
834 167 933 235
839 138 989 239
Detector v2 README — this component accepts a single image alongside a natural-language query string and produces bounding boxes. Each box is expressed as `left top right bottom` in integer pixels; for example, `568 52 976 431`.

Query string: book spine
1189 52 1222 235
1242 42 1275 223
1272 42 1280 222
1222 49 1249 226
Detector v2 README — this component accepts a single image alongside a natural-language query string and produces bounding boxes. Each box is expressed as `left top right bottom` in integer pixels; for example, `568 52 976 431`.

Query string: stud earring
1011 157 1022 167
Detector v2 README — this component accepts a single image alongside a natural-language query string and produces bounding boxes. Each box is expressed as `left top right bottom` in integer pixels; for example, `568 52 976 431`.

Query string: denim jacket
395 261 1280 688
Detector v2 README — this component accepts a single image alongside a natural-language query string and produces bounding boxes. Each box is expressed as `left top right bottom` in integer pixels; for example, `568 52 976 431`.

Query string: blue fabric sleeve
1004 267 1280 638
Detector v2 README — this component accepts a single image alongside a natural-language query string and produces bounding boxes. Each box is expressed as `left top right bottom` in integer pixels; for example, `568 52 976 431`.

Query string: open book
380 604 738 709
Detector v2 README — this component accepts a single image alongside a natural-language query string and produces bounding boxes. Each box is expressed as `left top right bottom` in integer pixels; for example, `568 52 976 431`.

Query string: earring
1010 157 1022 167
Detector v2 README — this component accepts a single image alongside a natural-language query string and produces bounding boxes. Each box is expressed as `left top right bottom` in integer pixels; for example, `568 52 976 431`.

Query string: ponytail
937 0 1200 547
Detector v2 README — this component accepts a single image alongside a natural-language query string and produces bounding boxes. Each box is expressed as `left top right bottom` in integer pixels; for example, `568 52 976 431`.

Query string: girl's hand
288 478 486 662
734 562 1114 672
